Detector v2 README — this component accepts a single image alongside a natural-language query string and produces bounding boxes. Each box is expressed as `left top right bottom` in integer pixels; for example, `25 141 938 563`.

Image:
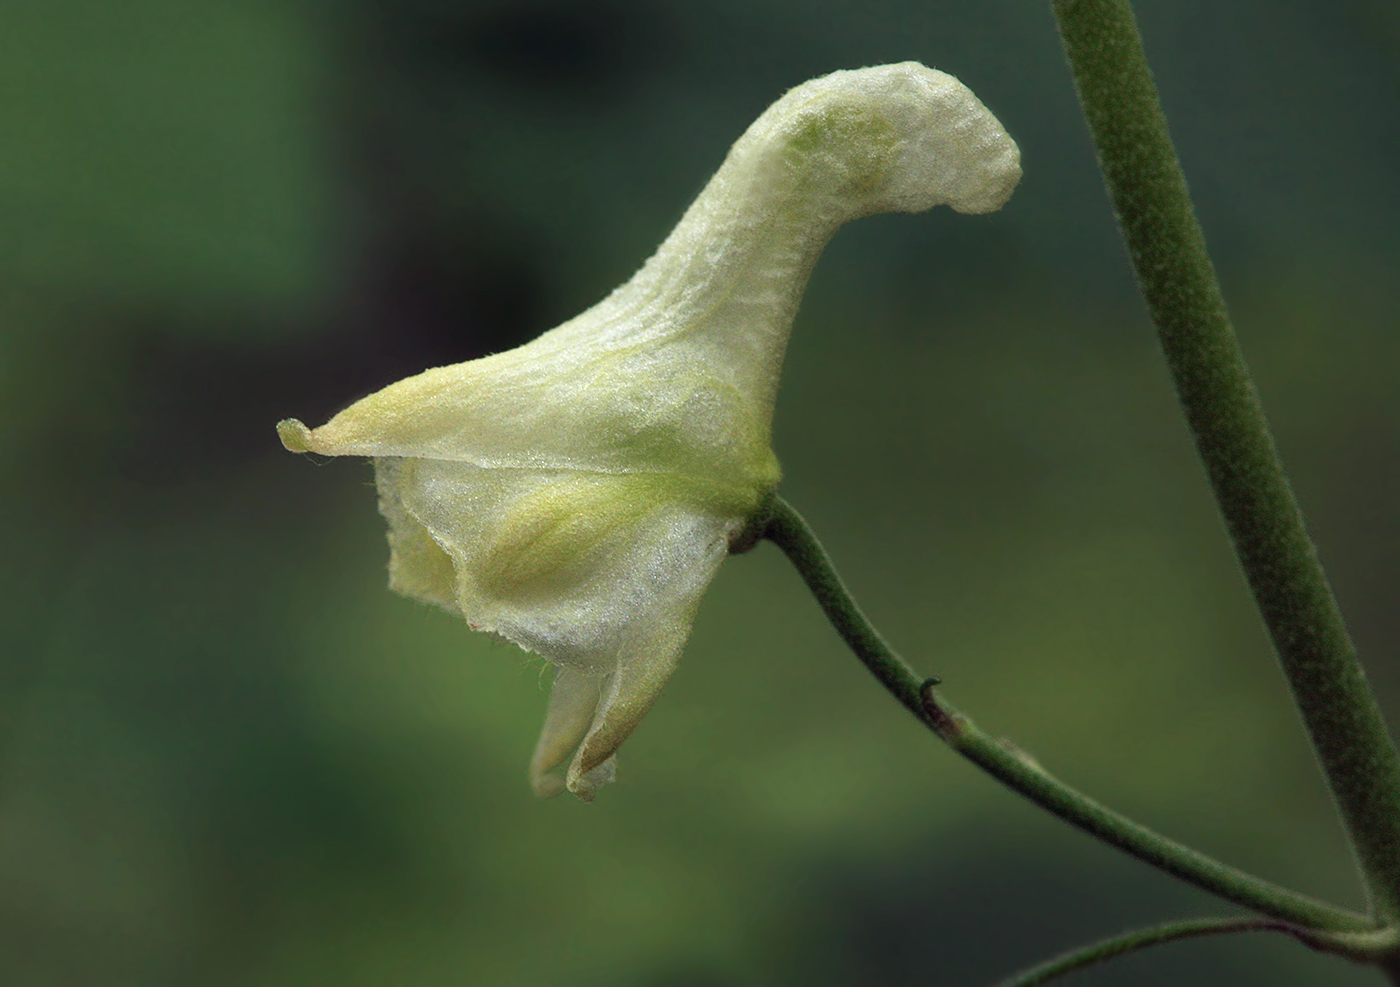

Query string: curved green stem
995 917 1297 987
922 684 1373 934
763 496 1372 933
1002 918 1400 987
1049 0 1400 921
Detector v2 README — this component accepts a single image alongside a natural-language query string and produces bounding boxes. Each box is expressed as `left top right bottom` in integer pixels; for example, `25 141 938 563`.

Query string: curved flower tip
276 418 314 453
277 62 1019 799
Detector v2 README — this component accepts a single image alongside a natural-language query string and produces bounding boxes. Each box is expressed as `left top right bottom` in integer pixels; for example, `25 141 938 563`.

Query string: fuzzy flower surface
278 62 1020 799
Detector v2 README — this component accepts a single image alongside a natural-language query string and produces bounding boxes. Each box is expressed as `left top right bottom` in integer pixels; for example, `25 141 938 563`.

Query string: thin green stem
1004 918 1400 987
760 499 927 720
995 917 1297 987
1049 0 1400 920
922 685 1372 934
764 496 1371 933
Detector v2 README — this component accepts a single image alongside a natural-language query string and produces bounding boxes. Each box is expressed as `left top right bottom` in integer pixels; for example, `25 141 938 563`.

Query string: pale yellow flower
278 62 1020 799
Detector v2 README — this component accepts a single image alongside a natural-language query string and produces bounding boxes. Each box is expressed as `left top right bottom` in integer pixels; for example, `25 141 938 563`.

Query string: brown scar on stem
920 679 963 738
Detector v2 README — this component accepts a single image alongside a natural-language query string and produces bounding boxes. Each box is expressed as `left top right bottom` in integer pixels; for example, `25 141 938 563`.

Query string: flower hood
278 61 1020 799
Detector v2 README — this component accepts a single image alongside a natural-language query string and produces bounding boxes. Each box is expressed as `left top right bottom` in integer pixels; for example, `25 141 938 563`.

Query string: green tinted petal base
278 62 1020 798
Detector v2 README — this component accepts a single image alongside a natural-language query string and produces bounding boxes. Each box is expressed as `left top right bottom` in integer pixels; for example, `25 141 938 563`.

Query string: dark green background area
1 1 1396 984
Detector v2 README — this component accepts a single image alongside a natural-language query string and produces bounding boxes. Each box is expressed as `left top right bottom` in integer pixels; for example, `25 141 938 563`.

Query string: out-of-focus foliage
0 1 1396 985
0 0 335 320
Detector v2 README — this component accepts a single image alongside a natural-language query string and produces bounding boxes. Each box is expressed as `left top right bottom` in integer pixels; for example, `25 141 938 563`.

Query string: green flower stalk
278 62 1021 799
1050 0 1400 929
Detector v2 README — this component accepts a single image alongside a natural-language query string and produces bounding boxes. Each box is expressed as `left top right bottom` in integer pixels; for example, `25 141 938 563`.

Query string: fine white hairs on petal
738 61 1022 218
276 61 1021 800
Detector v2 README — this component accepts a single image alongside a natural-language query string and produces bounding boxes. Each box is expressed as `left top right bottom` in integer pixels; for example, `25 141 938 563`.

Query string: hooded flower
278 62 1020 799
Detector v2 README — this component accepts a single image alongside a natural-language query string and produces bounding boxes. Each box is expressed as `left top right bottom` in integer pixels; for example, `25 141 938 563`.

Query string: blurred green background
1 1 1396 984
